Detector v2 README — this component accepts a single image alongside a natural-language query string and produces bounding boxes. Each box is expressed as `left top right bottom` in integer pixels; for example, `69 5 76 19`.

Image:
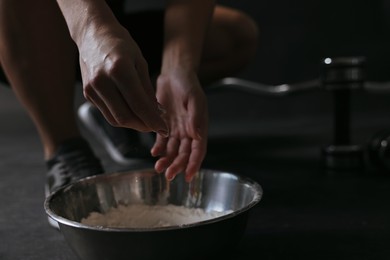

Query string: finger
187 99 208 140
84 86 116 123
110 62 168 135
151 133 168 157
86 77 150 131
152 134 168 173
154 137 179 174
154 157 170 174
184 139 207 182
165 138 191 181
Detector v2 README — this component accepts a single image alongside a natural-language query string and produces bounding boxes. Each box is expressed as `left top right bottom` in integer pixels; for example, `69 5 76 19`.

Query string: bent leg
0 0 79 159
200 5 259 84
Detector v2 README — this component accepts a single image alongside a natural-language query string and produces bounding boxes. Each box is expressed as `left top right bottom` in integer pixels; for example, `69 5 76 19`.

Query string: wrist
160 58 199 79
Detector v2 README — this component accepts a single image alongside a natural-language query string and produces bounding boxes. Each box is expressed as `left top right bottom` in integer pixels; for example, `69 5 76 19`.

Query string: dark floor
2 1 390 259
1 81 390 260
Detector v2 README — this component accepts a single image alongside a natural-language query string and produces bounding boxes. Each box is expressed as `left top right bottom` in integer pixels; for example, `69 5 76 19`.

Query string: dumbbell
321 56 366 171
367 129 390 173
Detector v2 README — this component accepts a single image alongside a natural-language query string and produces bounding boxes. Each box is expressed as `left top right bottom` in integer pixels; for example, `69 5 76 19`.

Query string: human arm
151 0 216 181
55 0 168 135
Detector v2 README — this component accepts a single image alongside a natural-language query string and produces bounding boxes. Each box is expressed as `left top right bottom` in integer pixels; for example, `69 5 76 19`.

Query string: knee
231 11 260 60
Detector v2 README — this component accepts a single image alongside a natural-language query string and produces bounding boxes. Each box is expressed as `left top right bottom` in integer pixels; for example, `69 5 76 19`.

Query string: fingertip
154 160 165 173
185 173 194 183
165 172 175 181
164 167 177 181
150 147 159 157
185 164 200 183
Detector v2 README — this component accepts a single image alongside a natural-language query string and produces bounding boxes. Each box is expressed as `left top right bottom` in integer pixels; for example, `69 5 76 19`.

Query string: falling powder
81 204 233 228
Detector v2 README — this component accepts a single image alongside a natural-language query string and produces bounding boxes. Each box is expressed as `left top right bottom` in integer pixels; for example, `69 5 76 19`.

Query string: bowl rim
44 168 263 232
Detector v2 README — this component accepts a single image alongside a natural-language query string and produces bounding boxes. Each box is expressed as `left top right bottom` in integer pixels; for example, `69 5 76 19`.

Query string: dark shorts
0 8 164 85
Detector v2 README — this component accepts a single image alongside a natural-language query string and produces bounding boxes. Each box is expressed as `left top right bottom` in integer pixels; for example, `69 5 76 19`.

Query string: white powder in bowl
81 204 232 228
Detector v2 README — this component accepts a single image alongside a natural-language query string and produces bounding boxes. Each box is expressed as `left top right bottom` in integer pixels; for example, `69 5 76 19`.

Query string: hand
78 24 168 135
151 70 208 182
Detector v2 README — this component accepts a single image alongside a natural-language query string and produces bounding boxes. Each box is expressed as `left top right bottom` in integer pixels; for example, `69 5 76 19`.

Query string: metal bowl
44 168 262 260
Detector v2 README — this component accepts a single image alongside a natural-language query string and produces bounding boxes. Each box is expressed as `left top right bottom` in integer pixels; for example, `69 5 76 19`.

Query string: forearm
162 0 216 74
55 0 123 46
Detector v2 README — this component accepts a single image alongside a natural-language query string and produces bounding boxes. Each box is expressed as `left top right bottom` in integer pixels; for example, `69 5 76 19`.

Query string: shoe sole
78 102 152 165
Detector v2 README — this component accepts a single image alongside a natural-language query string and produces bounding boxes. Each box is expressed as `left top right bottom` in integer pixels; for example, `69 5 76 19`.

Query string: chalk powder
81 204 233 228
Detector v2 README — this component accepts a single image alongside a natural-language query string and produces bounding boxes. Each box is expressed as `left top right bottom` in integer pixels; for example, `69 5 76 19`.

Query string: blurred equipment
320 56 366 171
368 129 390 173
208 56 390 174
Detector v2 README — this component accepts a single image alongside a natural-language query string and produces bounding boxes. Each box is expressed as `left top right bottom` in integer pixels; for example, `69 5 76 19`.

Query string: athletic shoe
45 137 105 228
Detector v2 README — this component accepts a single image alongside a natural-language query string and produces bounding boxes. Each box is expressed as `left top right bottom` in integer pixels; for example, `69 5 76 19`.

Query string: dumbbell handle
207 77 390 96
333 89 350 145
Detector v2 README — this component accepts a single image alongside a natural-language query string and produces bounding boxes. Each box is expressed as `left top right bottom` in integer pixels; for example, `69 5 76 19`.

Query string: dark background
221 0 390 83
1 1 390 259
